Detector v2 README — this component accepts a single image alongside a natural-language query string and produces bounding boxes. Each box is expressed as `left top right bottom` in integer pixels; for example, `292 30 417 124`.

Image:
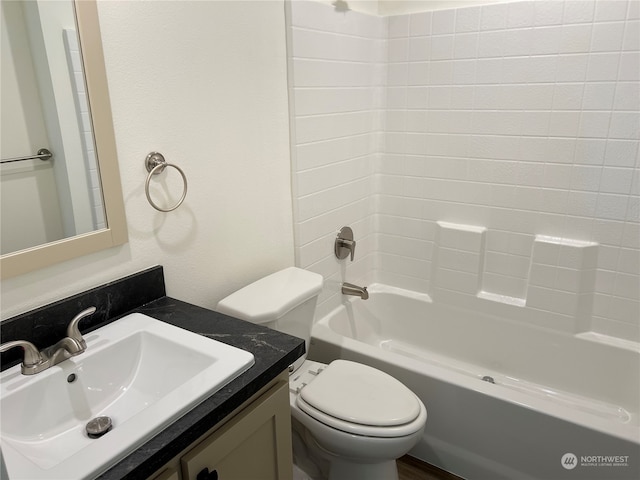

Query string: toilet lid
298 360 421 428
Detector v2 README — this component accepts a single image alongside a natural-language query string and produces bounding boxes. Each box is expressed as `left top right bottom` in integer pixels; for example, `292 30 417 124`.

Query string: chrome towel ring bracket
144 152 187 212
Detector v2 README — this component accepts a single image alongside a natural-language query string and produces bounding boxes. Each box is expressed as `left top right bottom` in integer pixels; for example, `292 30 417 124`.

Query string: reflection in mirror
0 0 127 279
1 0 105 254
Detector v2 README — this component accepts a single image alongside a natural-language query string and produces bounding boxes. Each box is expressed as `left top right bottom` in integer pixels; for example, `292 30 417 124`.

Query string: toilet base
293 416 400 480
293 464 314 480
327 459 398 480
292 418 327 480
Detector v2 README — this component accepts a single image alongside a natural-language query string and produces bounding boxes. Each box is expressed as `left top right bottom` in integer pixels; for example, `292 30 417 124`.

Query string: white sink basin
0 313 255 480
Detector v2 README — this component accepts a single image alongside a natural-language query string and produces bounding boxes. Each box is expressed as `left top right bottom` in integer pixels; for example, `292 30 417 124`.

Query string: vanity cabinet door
152 468 180 480
181 380 293 480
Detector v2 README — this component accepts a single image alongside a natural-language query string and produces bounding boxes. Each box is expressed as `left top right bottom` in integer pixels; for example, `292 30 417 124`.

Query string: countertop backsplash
0 266 165 371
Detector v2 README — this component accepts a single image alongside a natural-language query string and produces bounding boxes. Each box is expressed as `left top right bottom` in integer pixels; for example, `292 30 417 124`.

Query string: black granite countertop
97 296 304 480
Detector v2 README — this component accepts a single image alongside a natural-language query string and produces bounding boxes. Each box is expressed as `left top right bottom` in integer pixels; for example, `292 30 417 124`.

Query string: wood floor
397 455 463 480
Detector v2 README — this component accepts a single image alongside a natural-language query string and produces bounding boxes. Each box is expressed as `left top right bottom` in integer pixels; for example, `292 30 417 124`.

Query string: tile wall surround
288 0 639 341
288 0 387 315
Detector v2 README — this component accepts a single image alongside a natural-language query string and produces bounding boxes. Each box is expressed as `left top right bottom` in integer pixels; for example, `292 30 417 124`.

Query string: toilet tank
216 267 323 370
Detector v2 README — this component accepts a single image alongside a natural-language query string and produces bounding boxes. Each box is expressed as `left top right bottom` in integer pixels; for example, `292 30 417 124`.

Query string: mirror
0 0 127 279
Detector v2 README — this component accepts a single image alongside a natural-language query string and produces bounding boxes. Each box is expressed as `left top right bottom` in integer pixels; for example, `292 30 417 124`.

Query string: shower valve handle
335 226 356 261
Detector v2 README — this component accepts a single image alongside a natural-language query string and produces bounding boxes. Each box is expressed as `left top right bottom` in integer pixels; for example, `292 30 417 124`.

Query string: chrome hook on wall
144 152 187 212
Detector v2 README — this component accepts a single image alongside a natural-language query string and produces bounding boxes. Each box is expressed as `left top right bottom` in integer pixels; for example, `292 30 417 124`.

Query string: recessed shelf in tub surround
0 266 305 480
430 222 601 334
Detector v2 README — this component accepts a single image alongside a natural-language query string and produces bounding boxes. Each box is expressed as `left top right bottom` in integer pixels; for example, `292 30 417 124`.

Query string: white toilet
217 267 427 480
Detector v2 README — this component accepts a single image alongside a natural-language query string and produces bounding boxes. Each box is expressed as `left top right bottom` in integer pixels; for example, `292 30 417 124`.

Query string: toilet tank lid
216 267 323 324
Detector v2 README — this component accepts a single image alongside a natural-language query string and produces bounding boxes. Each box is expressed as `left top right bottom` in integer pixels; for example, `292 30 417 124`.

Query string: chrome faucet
342 282 369 300
0 306 96 375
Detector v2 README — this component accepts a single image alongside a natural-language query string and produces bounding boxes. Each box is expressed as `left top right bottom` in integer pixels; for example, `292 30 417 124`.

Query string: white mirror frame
0 0 127 279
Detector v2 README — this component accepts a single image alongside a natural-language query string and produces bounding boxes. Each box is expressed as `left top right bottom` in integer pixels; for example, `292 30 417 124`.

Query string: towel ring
144 152 187 212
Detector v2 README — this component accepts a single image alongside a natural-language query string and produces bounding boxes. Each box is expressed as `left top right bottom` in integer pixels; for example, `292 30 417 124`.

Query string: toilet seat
297 360 424 438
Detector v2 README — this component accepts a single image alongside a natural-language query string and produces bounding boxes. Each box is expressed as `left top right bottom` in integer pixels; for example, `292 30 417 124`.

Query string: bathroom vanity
151 371 291 480
0 266 304 480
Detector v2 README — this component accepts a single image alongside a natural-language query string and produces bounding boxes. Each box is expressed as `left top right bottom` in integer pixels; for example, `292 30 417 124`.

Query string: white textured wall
1 0 294 319
289 0 640 342
317 0 512 16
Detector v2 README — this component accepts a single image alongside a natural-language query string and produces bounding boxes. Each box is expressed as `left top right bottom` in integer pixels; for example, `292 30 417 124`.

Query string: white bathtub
309 284 640 480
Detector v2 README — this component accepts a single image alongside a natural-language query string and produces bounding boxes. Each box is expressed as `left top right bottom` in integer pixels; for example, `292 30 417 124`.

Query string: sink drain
86 416 112 438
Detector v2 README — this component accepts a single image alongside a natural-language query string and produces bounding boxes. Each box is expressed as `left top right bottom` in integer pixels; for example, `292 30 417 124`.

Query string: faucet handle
0 340 44 368
66 306 97 350
335 226 356 261
337 238 356 261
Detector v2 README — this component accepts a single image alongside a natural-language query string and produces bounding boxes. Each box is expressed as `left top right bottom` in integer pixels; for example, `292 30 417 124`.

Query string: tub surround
0 266 305 480
288 0 640 342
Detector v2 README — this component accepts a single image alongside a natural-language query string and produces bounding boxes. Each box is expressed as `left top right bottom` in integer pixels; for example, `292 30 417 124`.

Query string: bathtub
309 284 640 480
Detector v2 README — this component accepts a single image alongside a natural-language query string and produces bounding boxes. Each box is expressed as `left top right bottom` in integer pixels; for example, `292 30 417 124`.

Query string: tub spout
342 282 369 300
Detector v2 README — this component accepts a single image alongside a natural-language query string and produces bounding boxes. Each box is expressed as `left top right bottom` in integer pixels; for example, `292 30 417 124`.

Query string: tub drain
482 375 495 384
86 416 112 438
